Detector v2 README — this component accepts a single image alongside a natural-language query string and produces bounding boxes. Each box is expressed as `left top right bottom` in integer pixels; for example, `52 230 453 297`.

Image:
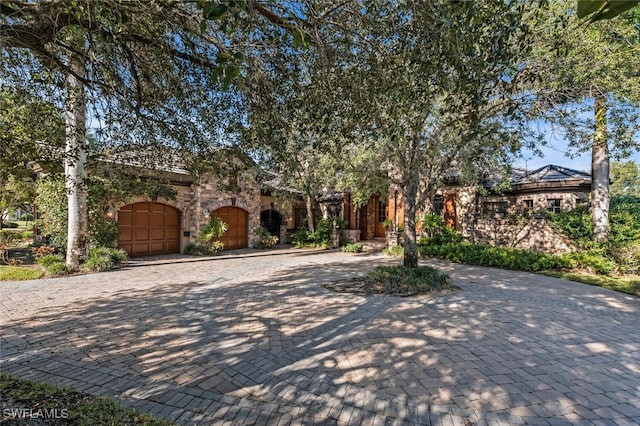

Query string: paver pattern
1 248 639 425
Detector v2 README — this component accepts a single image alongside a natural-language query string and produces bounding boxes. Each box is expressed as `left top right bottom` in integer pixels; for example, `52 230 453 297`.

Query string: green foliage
577 0 640 23
383 245 404 258
547 196 640 274
36 254 64 268
291 218 337 248
365 265 452 295
197 216 228 253
89 216 119 248
36 176 69 251
83 247 128 272
611 161 640 197
341 243 364 253
0 230 26 245
564 250 617 275
421 214 464 245
419 241 570 272
0 373 175 426
0 266 43 281
253 226 278 249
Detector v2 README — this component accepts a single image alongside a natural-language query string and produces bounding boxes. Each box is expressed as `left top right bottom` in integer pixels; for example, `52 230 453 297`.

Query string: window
522 199 534 211
433 195 444 216
378 199 387 223
482 201 508 216
228 173 238 191
547 199 562 214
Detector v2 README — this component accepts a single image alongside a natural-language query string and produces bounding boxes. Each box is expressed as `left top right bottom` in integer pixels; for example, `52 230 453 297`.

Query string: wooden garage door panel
118 202 180 257
212 207 248 249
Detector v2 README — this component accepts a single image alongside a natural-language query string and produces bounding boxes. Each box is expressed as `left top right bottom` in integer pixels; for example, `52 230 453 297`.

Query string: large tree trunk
591 94 610 243
402 181 419 268
305 194 315 232
64 50 89 268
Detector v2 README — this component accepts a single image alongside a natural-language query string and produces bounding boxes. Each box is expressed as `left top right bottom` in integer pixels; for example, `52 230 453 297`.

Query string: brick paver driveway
1 249 639 425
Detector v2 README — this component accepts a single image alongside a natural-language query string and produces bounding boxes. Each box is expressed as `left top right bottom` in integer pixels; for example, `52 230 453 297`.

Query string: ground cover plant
364 265 452 296
0 373 174 426
341 243 364 253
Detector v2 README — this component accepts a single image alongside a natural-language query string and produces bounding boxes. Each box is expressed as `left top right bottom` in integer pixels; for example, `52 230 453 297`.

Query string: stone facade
471 217 575 254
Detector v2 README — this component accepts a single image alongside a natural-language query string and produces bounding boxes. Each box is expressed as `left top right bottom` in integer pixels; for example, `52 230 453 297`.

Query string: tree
610 160 640 196
1 0 308 267
526 1 640 242
328 1 536 268
243 44 348 232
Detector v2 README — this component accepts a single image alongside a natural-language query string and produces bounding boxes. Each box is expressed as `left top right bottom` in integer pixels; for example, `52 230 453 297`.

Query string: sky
513 124 640 174
515 140 640 174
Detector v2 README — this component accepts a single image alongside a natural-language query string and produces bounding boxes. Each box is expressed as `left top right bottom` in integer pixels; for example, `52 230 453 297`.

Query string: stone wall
196 173 261 248
472 217 575 254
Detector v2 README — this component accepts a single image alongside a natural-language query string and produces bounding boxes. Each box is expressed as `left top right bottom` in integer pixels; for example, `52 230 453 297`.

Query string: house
333 165 591 253
111 162 304 257
109 161 590 256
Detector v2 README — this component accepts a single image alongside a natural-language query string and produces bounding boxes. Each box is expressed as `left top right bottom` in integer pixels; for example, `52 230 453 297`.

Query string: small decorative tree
197 216 228 254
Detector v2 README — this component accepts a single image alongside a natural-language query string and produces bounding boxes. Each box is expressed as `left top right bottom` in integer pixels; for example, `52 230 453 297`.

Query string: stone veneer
472 217 575 254
195 173 261 249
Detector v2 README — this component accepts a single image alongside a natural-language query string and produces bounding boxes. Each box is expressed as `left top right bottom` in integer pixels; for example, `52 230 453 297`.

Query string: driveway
1 249 639 425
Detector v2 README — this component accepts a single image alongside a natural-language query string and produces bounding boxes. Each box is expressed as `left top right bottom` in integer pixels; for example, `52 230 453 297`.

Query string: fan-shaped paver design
1 249 639 425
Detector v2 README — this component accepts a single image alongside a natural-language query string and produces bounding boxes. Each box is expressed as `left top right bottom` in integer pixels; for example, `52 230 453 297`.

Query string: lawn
0 265 43 281
543 271 640 296
0 373 175 426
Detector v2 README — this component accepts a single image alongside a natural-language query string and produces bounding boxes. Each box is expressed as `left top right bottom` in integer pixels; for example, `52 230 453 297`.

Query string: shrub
197 216 228 253
36 254 64 267
291 220 336 248
0 230 23 245
419 241 570 272
254 226 278 249
421 213 463 245
20 231 34 240
38 258 69 277
365 265 452 295
341 243 364 253
1 222 18 229
383 245 404 257
83 247 128 272
564 250 618 275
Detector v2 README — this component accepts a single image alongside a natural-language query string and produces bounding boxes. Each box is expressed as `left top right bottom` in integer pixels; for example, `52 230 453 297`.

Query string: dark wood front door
118 202 180 256
212 206 249 249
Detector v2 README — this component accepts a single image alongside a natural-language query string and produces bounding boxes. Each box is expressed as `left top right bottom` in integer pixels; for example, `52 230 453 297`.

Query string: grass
0 265 43 281
543 271 640 296
0 373 175 425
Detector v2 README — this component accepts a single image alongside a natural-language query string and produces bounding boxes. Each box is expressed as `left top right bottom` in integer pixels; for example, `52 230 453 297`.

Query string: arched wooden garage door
212 206 248 249
118 202 180 256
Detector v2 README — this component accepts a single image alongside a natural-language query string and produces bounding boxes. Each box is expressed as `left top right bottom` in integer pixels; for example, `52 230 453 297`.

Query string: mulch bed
322 277 461 298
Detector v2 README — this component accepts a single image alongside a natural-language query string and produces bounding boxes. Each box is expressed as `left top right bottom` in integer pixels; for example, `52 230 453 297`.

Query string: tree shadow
2 254 639 425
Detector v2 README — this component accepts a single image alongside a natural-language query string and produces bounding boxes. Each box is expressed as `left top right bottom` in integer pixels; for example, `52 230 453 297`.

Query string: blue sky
515 139 640 173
